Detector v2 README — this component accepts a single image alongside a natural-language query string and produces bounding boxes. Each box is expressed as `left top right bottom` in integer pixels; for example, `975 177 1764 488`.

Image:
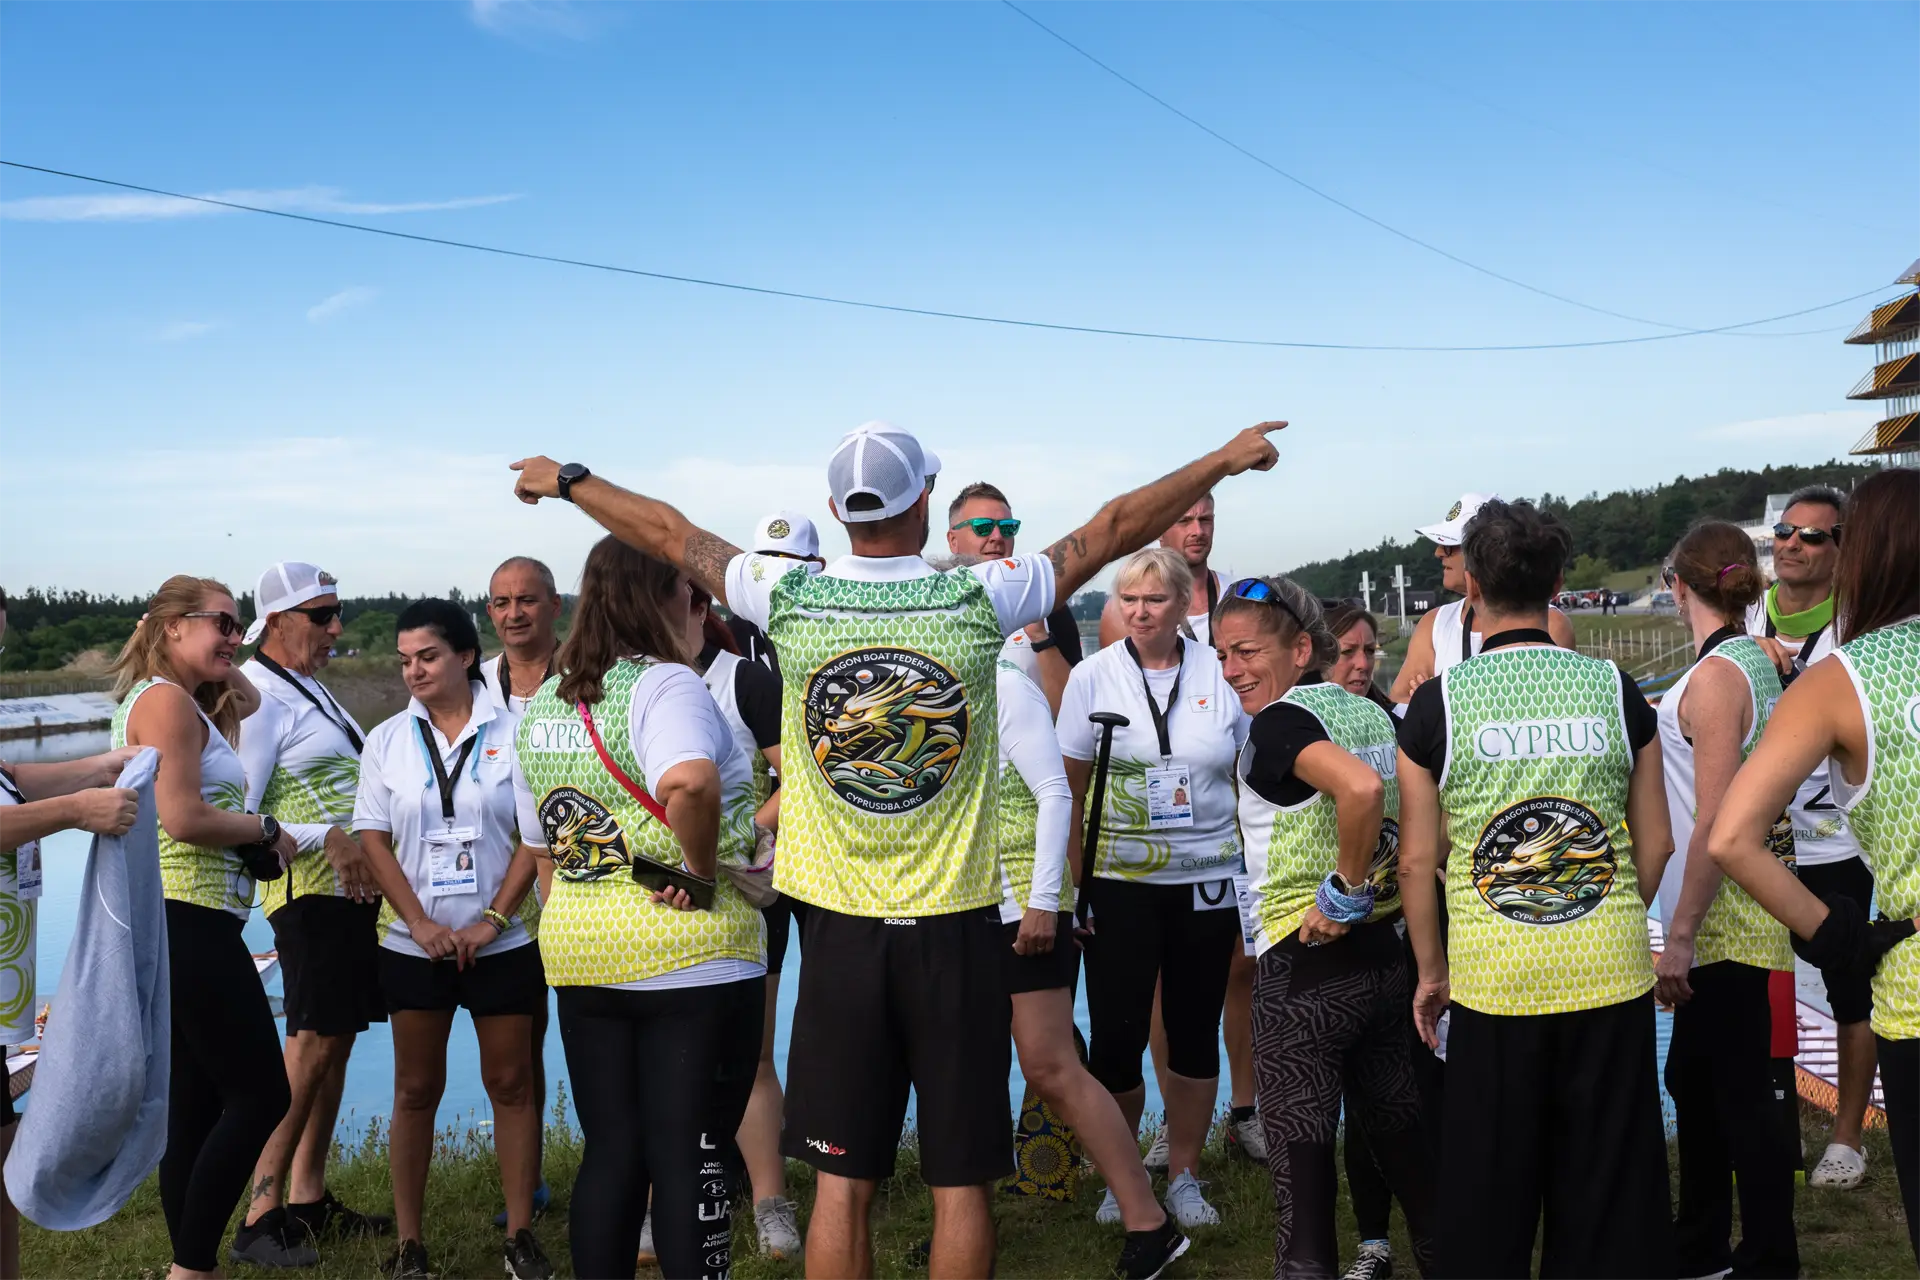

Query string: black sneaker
504 1227 554 1280
386 1238 430 1279
230 1208 321 1269
1115 1217 1190 1280
288 1188 394 1241
1342 1241 1393 1280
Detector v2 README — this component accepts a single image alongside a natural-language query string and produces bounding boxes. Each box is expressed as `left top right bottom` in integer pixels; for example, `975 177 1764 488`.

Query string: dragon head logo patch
804 648 969 815
1368 816 1401 902
538 785 629 880
1471 797 1613 925
766 518 792 540
1446 501 1462 521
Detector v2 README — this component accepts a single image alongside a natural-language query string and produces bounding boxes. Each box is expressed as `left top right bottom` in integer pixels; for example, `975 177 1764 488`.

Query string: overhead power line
0 160 1886 354
1002 1 1735 333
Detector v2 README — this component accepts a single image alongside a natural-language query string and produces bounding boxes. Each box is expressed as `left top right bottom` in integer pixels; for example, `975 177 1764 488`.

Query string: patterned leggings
1252 922 1437 1279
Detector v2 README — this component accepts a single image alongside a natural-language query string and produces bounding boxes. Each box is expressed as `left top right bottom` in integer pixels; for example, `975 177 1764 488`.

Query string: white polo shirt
354 683 531 959
1058 637 1249 885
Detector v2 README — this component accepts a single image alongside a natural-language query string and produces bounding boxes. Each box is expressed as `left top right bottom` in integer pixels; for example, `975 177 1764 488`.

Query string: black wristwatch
257 813 282 845
556 462 591 503
1028 635 1058 654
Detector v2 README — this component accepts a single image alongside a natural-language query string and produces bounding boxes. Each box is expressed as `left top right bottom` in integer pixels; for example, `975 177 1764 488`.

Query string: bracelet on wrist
1316 872 1377 925
482 907 512 934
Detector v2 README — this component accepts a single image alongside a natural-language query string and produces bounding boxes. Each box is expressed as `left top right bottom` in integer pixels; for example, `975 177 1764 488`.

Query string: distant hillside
1284 460 1877 601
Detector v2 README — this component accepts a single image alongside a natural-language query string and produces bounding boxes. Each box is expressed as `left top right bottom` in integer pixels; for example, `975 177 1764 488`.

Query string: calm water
17 729 1699 1141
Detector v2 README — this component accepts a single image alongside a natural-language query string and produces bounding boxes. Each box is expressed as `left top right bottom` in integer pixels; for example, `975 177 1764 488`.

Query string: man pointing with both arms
511 416 1287 1280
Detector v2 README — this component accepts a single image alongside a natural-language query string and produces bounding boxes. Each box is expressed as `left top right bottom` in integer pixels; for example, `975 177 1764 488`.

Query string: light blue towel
5 748 170 1230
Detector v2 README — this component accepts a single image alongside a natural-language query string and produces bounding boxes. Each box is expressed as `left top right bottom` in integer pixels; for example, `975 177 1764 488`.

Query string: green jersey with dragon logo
239 659 364 906
1832 618 1920 1039
1239 683 1402 952
113 678 256 918
516 661 762 987
1436 646 1654 1015
764 565 1006 917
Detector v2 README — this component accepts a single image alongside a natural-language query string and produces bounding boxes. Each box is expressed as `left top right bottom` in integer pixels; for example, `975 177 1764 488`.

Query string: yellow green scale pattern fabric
0 849 35 1042
1694 638 1794 971
264 753 360 902
996 662 1074 915
112 678 253 916
516 662 761 986
766 566 1005 917
1248 684 1403 946
1835 619 1920 1039
1439 648 1653 1015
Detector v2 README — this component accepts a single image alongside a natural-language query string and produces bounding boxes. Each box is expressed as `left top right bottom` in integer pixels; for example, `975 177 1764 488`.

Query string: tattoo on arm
683 529 743 599
1045 532 1088 592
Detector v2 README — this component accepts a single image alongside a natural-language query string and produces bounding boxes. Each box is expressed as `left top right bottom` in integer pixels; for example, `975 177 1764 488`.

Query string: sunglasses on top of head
951 517 1021 538
1772 522 1841 546
184 611 244 639
1225 577 1305 628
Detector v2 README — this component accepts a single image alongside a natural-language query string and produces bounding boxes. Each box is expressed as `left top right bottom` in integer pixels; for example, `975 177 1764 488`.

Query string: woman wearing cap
109 575 298 1280
512 536 764 1280
1214 576 1437 1277
1710 467 1920 1263
232 563 388 1266
685 583 803 1263
1061 546 1250 1231
1651 523 1799 1279
353 599 549 1280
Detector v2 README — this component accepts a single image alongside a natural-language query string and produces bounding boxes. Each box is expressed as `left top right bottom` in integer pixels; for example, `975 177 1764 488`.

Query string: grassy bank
23 1104 1912 1278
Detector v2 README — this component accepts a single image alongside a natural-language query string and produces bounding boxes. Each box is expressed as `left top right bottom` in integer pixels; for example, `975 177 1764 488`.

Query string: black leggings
1083 877 1239 1090
1344 922 1443 1244
557 978 765 1280
1880 1034 1920 1265
162 900 290 1272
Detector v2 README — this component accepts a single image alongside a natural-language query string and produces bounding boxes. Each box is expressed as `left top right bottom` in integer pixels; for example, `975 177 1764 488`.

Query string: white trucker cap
1416 492 1500 548
243 561 339 645
827 422 941 523
754 510 821 559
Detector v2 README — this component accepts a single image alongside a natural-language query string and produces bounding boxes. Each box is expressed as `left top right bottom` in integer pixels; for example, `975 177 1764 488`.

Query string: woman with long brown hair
1710 467 1920 1263
510 536 765 1280
108 575 300 1280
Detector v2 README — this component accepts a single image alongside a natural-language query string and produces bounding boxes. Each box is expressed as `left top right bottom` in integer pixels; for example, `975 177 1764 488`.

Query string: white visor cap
754 509 821 559
1416 492 1501 548
828 422 940 523
243 561 339 645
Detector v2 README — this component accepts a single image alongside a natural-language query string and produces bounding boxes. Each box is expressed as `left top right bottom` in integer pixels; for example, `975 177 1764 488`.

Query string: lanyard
1762 613 1826 675
254 652 364 753
1204 572 1219 619
1697 624 1744 663
498 652 554 704
1124 637 1183 762
0 767 23 806
1460 604 1476 664
415 718 481 826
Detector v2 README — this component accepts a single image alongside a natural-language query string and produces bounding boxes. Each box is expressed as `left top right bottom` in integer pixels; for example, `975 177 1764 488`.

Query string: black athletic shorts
1001 912 1080 995
1798 857 1875 1025
782 904 1012 1185
378 941 547 1018
269 894 387 1036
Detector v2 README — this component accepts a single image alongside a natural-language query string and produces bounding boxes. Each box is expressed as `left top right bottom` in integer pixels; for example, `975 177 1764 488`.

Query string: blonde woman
109 576 299 1280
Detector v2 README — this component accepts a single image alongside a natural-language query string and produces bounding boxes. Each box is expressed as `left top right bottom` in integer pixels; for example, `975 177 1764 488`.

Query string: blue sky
3 0 1913 598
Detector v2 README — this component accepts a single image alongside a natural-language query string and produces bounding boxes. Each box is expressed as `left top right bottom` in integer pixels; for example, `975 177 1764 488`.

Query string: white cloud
1697 409 1875 446
154 320 217 343
0 186 519 223
307 287 378 323
469 0 596 39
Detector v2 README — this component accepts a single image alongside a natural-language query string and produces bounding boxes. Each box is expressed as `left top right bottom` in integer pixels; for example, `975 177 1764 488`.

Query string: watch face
559 463 588 483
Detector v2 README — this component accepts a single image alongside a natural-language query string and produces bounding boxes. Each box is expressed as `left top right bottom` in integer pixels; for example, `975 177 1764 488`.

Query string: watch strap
1028 635 1058 654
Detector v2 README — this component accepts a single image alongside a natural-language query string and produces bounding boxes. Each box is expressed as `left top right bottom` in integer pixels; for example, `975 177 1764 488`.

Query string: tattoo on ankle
250 1173 277 1203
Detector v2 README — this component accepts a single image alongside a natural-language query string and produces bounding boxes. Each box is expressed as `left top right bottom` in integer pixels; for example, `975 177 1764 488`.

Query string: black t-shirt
1395 633 1658 775
731 653 783 752
1242 700 1332 808
1043 603 1085 667
727 615 780 680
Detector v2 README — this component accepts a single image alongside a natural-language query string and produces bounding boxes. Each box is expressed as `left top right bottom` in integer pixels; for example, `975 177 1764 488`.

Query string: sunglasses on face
289 604 343 627
1773 522 1840 546
184 611 244 639
951 518 1021 538
1225 577 1305 629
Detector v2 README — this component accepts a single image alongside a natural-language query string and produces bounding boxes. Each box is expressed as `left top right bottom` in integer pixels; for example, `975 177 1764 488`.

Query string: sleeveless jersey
1656 636 1794 971
242 659 363 903
1430 600 1481 677
995 660 1074 920
0 771 39 1043
702 650 773 812
1437 646 1653 1015
1239 683 1402 953
765 565 1005 917
1831 618 1920 1039
516 661 763 986
113 678 254 917
1744 601 1860 866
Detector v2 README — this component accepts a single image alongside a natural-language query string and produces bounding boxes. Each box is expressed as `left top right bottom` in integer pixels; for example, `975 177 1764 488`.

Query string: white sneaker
1163 1170 1220 1230
1095 1186 1123 1226
635 1212 656 1267
1143 1128 1170 1175
1809 1141 1868 1189
754 1195 804 1260
1226 1110 1267 1162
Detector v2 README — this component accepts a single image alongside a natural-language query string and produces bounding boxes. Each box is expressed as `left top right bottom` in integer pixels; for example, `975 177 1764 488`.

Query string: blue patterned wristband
1316 873 1376 924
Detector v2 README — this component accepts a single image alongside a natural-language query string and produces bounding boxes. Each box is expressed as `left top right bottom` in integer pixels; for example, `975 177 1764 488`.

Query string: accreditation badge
1145 764 1194 830
425 827 479 897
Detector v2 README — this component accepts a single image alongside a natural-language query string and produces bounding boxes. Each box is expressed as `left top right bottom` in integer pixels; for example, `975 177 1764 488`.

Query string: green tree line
1283 459 1876 602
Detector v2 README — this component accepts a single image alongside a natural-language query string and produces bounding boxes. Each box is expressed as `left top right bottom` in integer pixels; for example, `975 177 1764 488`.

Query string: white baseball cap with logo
1416 492 1501 548
754 510 821 559
826 421 942 523
243 561 340 645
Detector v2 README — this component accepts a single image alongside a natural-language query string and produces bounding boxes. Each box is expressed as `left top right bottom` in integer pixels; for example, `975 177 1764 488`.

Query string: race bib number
1233 872 1256 955
426 828 479 897
1146 765 1194 830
